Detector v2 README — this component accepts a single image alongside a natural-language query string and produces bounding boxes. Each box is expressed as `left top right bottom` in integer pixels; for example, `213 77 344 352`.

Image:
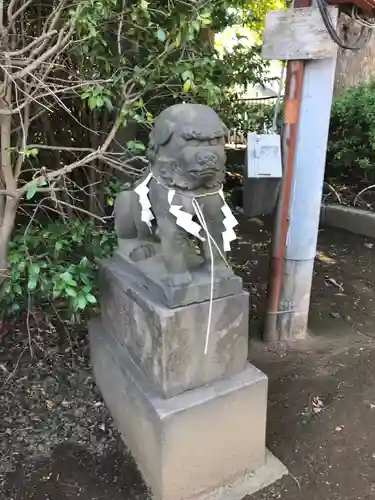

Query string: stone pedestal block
89 319 287 500
116 245 244 308
99 257 249 399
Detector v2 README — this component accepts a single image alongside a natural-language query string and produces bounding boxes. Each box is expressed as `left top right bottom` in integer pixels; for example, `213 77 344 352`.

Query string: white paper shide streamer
134 175 239 355
168 190 204 240
134 173 154 228
219 189 238 252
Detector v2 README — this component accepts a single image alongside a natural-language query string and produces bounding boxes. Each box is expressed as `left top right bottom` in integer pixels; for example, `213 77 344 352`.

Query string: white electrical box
246 132 283 179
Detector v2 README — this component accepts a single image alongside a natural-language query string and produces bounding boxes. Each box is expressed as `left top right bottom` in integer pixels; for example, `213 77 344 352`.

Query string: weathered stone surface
89 319 277 500
99 256 249 399
115 247 243 308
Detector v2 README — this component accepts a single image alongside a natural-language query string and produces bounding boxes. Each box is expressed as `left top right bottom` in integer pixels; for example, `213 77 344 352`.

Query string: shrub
221 98 277 135
2 219 117 322
327 80 375 183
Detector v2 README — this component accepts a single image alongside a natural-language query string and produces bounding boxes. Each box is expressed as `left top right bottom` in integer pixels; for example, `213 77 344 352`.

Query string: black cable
316 0 371 50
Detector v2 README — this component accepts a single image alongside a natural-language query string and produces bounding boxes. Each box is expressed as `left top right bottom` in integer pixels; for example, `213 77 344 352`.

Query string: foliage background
0 0 285 321
326 79 375 184
3 0 372 323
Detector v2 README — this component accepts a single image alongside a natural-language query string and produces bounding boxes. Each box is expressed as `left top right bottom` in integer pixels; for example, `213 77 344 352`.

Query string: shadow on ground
2 222 375 500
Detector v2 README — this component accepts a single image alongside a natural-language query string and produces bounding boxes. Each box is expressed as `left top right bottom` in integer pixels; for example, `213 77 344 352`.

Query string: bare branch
6 31 58 57
8 0 32 25
11 102 56 134
30 199 108 224
99 154 145 176
0 190 18 198
41 0 67 36
0 0 4 29
0 74 100 115
117 0 125 56
10 17 77 83
21 152 98 195
7 0 21 23
53 199 108 222
20 114 123 194
14 84 30 180
24 144 95 153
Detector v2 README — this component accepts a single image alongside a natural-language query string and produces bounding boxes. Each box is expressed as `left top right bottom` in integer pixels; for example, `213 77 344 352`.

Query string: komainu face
147 103 227 191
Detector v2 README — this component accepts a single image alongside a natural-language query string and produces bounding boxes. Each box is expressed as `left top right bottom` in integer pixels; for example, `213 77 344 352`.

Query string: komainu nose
196 151 218 165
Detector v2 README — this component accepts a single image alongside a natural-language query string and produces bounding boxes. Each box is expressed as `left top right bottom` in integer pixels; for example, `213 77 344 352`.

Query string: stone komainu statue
114 103 238 287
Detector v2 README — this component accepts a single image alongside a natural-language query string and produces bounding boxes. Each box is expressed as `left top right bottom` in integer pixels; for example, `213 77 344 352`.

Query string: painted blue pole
264 3 339 341
276 53 338 340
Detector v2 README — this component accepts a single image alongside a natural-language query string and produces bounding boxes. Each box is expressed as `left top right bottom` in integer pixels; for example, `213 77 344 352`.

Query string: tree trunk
0 198 18 286
0 88 18 286
334 14 375 93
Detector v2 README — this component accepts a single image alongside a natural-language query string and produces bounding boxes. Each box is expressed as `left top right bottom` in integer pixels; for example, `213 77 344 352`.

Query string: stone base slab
89 318 285 500
191 450 287 500
115 248 244 308
99 257 249 399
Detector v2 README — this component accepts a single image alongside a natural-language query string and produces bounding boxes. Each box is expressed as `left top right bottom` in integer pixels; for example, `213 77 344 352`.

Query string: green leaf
77 295 88 310
157 28 166 42
26 181 38 200
88 95 98 110
60 271 77 286
95 96 104 108
29 148 39 157
65 287 78 298
175 31 182 47
80 256 90 268
29 263 40 275
27 275 38 291
103 96 113 111
192 20 200 32
126 140 146 153
55 241 63 252
182 70 194 82
86 293 97 304
183 79 192 93
11 303 21 313
23 148 39 158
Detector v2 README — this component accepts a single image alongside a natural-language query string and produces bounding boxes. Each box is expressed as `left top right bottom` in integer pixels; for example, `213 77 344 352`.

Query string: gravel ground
0 319 121 494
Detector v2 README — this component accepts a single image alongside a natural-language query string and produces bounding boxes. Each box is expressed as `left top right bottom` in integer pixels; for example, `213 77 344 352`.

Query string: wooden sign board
262 6 339 61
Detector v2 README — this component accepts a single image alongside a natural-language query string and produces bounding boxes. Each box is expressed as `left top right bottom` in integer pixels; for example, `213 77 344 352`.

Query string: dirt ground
2 220 375 500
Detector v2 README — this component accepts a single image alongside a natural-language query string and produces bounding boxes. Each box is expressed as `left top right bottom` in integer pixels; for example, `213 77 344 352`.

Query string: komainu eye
186 139 201 147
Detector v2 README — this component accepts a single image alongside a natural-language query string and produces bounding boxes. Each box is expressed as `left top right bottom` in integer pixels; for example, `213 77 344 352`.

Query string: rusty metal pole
264 0 310 343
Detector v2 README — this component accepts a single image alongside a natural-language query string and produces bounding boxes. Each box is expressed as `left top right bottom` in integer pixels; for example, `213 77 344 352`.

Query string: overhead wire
351 4 375 27
316 0 373 50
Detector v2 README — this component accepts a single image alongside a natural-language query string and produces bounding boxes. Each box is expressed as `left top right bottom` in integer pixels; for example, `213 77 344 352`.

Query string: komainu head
147 103 228 191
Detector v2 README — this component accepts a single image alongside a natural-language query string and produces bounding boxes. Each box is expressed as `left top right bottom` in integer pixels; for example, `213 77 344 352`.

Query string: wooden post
264 1 339 342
